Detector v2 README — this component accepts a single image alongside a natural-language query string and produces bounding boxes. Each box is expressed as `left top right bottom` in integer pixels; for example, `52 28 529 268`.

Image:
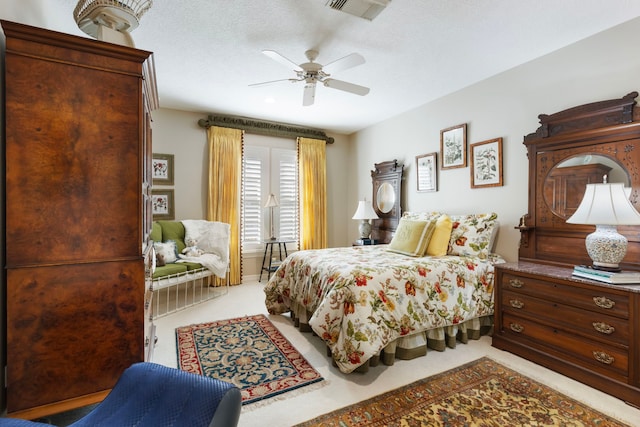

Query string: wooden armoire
1 20 158 419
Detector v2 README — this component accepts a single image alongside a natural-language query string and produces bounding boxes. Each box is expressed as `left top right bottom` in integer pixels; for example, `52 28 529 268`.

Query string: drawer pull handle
592 322 615 335
509 279 524 288
509 299 524 309
593 351 614 365
509 323 524 333
593 296 615 309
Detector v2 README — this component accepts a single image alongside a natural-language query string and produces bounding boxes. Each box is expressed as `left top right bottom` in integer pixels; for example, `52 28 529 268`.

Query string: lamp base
358 220 372 240
585 224 627 272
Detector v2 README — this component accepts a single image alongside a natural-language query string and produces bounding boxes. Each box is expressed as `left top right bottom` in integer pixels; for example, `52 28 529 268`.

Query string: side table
259 239 293 282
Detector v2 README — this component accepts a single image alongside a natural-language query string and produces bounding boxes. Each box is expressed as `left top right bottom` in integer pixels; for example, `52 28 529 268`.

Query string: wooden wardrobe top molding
518 91 640 271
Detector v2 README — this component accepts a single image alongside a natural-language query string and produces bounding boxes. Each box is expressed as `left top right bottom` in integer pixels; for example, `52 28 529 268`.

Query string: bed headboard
517 91 640 271
371 160 404 244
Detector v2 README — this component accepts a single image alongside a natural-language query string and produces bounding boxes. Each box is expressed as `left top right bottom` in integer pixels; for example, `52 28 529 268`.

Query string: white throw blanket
177 220 230 278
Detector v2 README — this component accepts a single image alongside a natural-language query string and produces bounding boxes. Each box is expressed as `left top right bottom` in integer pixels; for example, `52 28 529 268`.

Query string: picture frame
440 123 467 169
152 153 174 185
470 137 503 188
416 152 438 192
152 189 175 220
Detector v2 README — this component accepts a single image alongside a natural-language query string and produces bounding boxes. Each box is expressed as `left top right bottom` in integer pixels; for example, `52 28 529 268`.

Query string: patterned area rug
176 314 323 405
295 357 630 427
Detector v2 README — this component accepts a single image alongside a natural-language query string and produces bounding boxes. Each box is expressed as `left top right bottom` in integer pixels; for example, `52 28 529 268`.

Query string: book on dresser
572 265 640 284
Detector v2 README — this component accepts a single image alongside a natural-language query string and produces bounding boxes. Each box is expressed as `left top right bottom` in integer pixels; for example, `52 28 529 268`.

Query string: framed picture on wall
440 123 467 169
152 153 174 185
152 189 175 220
470 137 503 188
416 152 438 192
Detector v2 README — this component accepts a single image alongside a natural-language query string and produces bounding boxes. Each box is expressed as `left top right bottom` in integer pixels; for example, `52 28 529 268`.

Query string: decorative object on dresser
571 265 640 285
73 0 153 48
371 160 403 244
2 20 158 419
566 180 640 271
416 152 437 192
494 91 640 408
352 198 379 239
440 123 467 169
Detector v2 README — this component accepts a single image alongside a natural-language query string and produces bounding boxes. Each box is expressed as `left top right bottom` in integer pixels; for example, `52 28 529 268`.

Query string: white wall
349 17 640 262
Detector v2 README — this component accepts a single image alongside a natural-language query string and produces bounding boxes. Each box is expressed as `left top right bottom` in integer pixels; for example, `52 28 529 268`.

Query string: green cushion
180 261 204 271
157 220 186 254
387 218 436 257
150 222 162 242
153 263 188 279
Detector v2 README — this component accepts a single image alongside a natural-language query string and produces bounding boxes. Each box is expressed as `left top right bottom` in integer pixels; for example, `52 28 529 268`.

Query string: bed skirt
288 302 493 373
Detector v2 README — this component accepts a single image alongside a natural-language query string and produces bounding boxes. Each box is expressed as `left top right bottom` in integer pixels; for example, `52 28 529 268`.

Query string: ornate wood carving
371 160 403 244
519 92 640 271
197 114 334 144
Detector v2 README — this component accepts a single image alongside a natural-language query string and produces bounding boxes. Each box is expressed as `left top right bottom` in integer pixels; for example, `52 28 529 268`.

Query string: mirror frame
518 91 640 271
371 160 404 244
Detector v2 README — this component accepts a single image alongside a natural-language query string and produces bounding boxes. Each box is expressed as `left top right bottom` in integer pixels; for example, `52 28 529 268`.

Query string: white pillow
154 240 178 264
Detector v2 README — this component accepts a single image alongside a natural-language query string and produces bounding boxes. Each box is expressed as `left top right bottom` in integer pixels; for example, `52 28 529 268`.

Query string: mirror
376 182 395 213
543 154 630 219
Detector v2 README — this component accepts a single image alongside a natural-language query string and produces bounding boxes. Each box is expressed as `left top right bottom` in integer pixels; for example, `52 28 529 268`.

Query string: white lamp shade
352 200 379 220
566 183 640 225
264 193 280 208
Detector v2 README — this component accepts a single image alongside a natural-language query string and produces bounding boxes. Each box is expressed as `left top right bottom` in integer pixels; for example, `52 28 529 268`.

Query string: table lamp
264 193 279 241
352 199 379 240
566 179 640 271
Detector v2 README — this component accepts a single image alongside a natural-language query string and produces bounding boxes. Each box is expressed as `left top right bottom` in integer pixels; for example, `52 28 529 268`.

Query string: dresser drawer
502 313 628 381
502 290 629 345
501 272 629 318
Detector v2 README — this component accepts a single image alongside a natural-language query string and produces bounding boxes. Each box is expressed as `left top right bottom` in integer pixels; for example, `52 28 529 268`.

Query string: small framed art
440 123 467 169
152 189 175 220
152 153 174 185
416 152 438 192
470 137 503 188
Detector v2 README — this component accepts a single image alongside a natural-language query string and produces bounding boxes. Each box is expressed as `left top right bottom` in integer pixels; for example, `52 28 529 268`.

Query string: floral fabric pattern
264 245 504 373
447 212 498 258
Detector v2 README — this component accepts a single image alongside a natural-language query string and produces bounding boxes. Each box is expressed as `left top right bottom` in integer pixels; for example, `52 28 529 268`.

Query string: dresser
2 20 158 419
493 262 640 407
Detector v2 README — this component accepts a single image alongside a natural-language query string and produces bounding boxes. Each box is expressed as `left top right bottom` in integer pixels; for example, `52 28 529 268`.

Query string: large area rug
176 314 324 405
295 357 630 427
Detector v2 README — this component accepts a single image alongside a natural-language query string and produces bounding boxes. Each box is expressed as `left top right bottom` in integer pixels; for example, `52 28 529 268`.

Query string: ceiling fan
250 49 370 106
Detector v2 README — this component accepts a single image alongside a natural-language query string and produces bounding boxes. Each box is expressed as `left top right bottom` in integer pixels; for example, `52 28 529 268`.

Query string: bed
264 211 504 373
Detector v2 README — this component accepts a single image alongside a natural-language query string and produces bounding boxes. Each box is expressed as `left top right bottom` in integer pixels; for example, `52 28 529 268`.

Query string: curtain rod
197 114 334 144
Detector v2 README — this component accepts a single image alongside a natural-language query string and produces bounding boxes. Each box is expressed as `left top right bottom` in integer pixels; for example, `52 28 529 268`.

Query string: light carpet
294 357 631 426
176 313 324 405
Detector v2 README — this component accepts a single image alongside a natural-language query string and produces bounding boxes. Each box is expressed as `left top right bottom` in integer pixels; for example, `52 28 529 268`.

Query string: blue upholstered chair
0 362 241 427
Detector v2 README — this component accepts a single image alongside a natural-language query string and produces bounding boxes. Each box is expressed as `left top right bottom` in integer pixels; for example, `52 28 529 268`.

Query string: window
242 136 298 252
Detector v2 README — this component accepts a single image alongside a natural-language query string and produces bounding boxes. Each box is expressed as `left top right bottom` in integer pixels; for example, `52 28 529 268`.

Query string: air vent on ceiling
325 0 390 21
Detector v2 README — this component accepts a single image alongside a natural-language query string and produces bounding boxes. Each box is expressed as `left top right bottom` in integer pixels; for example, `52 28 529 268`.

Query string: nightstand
259 239 293 282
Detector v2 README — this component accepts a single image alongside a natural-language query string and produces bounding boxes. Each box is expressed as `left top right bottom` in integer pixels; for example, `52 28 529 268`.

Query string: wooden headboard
517 91 640 271
371 160 404 244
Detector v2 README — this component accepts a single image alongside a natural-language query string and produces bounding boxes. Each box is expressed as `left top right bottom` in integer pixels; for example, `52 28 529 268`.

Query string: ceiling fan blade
322 53 365 75
324 78 370 96
249 78 300 87
262 50 303 72
303 82 316 106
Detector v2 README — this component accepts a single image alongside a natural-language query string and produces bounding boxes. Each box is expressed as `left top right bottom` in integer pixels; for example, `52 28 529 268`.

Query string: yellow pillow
426 214 453 256
387 218 436 257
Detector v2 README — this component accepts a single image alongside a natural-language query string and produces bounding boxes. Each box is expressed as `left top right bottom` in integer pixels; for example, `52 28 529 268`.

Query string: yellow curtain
207 126 242 285
298 137 327 249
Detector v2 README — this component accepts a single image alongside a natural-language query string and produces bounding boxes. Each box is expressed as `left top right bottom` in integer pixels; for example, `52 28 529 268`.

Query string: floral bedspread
264 245 504 373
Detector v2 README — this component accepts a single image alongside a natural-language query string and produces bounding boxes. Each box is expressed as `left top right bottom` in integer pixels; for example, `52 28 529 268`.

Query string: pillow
157 220 186 254
387 218 436 257
447 212 498 259
150 221 162 243
153 240 178 264
402 211 442 222
426 214 453 256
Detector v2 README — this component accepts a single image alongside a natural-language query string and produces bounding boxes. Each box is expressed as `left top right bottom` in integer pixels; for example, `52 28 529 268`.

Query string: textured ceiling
7 0 640 133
